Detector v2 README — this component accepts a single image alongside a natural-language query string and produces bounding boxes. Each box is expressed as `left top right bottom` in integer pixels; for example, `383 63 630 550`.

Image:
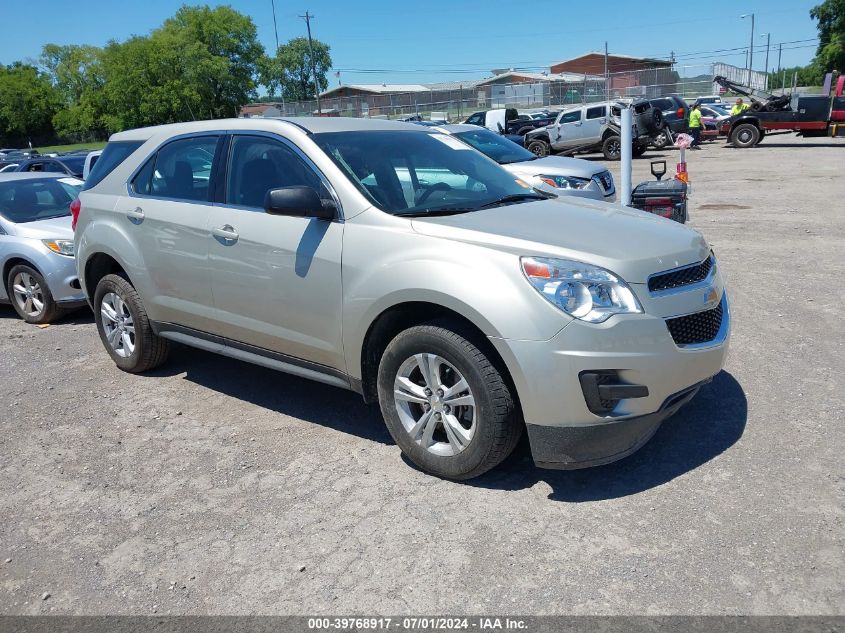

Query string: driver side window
560 111 582 124
226 135 323 210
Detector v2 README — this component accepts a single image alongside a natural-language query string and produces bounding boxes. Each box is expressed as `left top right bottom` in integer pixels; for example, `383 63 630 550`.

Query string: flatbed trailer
716 74 845 148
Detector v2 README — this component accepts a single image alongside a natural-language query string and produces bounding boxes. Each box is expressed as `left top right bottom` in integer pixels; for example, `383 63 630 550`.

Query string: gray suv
75 118 730 479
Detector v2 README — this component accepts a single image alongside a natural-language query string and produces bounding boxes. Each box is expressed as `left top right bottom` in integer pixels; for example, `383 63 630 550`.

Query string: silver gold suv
74 118 729 479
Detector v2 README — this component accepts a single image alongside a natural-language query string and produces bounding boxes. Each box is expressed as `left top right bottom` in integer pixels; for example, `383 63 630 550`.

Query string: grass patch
34 141 107 154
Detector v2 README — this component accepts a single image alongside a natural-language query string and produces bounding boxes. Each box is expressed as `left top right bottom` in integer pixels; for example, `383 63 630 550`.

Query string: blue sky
0 0 821 84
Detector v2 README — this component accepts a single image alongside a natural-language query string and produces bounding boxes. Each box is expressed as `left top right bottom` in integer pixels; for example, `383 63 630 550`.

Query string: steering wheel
416 182 452 204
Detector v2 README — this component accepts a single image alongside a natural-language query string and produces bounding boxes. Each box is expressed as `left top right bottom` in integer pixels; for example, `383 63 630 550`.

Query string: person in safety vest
731 98 750 116
689 104 703 149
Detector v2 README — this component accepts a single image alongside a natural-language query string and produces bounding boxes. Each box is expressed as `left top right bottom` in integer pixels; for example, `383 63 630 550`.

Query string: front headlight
42 239 74 257
521 257 642 323
537 174 591 190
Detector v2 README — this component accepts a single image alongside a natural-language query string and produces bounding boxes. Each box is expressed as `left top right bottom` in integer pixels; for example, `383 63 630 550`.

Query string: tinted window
653 98 674 111
59 156 85 174
131 158 155 195
83 141 144 190
226 135 322 209
313 130 544 216
453 128 535 165
466 113 484 125
560 110 582 124
586 106 605 120
149 136 218 202
0 178 82 223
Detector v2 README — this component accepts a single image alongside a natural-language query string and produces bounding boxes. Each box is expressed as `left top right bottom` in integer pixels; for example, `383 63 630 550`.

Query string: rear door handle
126 207 145 223
212 225 239 243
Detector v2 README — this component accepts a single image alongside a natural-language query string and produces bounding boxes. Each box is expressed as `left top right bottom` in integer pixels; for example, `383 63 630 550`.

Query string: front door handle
126 207 145 223
212 225 239 243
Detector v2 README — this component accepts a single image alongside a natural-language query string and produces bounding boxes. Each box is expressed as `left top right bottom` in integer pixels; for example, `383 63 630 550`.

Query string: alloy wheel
393 353 476 457
11 272 44 318
100 292 135 358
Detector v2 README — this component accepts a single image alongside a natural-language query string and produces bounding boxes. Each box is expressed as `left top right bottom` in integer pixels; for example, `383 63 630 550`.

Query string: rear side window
148 136 218 202
586 106 605 119
560 110 582 124
83 141 144 190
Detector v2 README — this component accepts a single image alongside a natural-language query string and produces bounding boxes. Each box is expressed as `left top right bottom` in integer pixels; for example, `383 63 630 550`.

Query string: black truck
715 74 845 148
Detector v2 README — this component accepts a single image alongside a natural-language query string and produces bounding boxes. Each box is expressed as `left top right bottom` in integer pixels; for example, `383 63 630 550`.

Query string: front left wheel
377 322 522 480
94 273 170 373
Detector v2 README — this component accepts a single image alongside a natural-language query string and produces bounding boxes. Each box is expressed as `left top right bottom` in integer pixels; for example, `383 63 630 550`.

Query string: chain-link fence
248 63 767 121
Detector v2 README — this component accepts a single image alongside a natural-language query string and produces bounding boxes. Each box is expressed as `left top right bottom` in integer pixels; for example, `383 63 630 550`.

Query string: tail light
644 197 674 218
70 198 81 231
677 107 685 118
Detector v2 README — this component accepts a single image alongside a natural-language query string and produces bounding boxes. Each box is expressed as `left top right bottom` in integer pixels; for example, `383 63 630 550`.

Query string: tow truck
715 73 845 148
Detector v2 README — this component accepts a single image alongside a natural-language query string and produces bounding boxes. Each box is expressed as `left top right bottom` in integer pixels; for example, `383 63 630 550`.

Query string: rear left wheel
377 322 522 480
602 135 622 160
6 264 62 324
94 273 170 373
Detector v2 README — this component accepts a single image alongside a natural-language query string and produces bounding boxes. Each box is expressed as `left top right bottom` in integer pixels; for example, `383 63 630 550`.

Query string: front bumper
489 291 730 469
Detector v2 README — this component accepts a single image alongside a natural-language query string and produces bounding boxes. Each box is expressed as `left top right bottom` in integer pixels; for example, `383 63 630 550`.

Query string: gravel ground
0 134 843 616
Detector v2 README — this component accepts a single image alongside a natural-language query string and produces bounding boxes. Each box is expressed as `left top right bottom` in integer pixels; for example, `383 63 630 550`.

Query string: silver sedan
437 124 616 202
0 173 87 323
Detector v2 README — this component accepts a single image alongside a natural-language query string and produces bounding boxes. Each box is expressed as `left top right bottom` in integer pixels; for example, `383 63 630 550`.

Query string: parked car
0 161 20 173
75 117 730 479
463 108 556 136
437 124 615 201
694 95 724 106
83 150 103 180
0 173 87 323
523 100 658 160
647 95 690 149
14 155 86 178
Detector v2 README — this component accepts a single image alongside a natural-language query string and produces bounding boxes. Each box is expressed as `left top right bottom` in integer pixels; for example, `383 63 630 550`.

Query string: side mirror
497 122 505 134
264 186 336 220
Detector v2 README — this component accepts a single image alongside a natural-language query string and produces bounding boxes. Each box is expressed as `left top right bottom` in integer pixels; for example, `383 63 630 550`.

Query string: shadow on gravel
147 344 393 445
0 303 94 325
468 370 747 502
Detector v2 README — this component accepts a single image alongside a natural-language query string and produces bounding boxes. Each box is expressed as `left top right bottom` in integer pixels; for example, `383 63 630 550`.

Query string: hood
13 215 74 239
504 155 605 180
411 198 709 284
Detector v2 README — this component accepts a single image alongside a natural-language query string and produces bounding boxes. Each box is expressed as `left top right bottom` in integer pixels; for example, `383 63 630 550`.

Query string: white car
82 150 103 180
438 124 615 202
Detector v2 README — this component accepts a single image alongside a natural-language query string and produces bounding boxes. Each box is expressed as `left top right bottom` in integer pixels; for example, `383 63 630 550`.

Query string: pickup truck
717 73 845 147
463 108 556 137
522 100 660 160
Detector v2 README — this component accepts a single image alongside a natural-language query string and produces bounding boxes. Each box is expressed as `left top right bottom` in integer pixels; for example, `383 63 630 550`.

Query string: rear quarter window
83 141 144 190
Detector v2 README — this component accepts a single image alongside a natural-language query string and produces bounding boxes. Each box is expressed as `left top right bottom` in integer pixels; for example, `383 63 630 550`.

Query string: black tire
602 135 622 160
6 264 62 324
730 123 760 148
527 138 551 157
649 108 664 133
93 273 170 373
377 321 522 480
651 129 670 149
632 143 648 158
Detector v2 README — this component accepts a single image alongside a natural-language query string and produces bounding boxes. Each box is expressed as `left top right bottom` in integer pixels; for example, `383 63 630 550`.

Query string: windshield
0 178 81 223
452 128 536 165
312 130 544 216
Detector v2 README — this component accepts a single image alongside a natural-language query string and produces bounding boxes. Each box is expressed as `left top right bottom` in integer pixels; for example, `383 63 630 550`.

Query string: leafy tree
263 37 332 102
0 63 61 145
41 44 103 104
154 5 265 119
810 0 845 73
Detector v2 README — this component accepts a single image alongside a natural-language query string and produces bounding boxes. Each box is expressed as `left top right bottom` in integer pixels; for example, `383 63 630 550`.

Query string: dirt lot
1 134 843 616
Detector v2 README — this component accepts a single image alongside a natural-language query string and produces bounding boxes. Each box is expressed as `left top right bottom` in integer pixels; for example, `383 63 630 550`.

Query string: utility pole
604 42 608 99
761 33 771 89
270 0 286 114
741 13 755 87
299 10 322 114
777 43 784 91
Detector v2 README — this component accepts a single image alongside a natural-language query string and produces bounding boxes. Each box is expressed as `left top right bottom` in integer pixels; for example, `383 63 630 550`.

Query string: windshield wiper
474 193 548 210
393 206 476 218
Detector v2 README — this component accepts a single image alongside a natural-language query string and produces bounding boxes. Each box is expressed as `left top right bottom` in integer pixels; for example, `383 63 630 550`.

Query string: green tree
0 63 61 146
810 0 845 73
263 37 332 102
154 4 265 119
41 44 107 141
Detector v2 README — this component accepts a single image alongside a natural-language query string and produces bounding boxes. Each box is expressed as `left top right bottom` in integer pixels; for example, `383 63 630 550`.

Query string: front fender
340 210 570 381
